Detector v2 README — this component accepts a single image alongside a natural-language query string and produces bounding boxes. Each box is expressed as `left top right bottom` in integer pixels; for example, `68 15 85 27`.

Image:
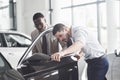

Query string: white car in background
0 30 31 68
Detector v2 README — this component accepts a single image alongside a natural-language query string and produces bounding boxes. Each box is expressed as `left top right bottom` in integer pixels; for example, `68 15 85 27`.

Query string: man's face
55 29 70 42
33 17 46 31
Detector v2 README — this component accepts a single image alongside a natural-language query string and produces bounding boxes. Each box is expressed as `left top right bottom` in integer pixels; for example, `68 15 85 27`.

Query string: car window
0 34 7 47
0 53 11 73
0 57 5 68
4 33 31 47
0 35 3 47
0 56 5 73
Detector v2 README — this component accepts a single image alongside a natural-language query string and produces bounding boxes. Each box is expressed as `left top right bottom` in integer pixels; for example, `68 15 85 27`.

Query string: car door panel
0 53 25 80
0 48 27 68
18 53 78 80
0 32 31 68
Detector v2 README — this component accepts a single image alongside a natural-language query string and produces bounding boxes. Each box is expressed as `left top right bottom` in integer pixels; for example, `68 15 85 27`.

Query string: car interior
5 34 30 47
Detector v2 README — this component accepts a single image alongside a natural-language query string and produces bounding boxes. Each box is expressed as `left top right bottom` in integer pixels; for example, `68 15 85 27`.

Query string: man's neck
68 28 72 37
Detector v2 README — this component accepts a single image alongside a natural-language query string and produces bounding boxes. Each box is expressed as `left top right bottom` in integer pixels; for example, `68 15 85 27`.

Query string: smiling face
33 17 46 32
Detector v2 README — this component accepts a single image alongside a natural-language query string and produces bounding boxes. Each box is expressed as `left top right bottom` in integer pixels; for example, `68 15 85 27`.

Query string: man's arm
51 40 84 61
74 50 84 60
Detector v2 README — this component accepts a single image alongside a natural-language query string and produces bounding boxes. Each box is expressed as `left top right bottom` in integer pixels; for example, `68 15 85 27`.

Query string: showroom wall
0 0 10 30
16 0 49 35
16 0 71 35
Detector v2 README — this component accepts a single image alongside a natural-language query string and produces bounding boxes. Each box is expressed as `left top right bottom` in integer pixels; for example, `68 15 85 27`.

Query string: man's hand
74 51 84 60
51 52 64 62
74 54 81 60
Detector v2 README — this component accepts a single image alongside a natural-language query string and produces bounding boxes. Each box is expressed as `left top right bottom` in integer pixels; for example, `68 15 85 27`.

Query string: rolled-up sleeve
73 28 88 46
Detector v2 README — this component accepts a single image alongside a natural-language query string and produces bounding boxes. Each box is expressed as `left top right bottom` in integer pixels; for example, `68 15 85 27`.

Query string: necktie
42 35 47 54
67 38 73 47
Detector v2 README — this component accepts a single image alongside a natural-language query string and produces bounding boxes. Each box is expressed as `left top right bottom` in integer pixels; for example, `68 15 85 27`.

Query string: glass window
0 54 11 73
73 4 97 37
0 56 6 73
99 1 120 49
116 1 120 49
4 34 31 47
0 34 3 47
60 8 72 26
0 57 5 67
115 1 120 27
73 4 97 27
99 2 107 49
0 0 10 30
73 0 97 5
117 29 120 49
0 0 9 7
59 0 72 8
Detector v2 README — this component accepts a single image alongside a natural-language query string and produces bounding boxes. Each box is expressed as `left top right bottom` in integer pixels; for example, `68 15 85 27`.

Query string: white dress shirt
71 26 105 60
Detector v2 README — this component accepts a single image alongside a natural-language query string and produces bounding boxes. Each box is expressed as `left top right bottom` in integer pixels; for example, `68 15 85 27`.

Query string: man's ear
64 27 68 32
44 18 46 22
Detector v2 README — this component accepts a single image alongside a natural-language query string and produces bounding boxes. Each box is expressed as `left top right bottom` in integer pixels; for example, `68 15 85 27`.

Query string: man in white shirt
51 23 109 80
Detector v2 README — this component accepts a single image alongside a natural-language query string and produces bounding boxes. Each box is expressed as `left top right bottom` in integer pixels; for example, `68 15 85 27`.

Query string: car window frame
17 28 53 67
0 52 12 73
0 33 7 47
3 33 31 47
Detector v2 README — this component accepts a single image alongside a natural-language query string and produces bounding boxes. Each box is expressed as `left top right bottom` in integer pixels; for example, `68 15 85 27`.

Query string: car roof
0 30 24 34
0 30 31 39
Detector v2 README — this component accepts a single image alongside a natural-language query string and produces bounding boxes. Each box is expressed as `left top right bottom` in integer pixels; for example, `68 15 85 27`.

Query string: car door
17 28 79 80
0 33 31 69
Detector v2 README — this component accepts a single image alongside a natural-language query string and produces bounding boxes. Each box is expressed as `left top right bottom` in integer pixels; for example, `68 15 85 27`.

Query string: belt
86 55 106 63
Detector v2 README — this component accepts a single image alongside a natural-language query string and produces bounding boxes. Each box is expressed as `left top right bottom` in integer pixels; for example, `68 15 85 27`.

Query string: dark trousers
86 56 109 80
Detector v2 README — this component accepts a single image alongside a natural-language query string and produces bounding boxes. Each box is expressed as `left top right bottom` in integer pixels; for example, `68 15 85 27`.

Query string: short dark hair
52 23 65 35
33 12 44 20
